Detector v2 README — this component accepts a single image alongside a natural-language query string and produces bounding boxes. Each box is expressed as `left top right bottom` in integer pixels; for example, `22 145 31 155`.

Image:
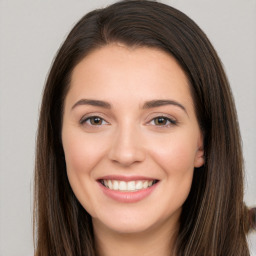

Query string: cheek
63 130 107 176
64 142 96 173
144 134 197 220
62 133 108 217
149 134 198 175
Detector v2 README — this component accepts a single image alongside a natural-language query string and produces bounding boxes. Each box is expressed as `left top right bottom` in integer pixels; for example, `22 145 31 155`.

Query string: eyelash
148 116 177 127
80 115 177 127
80 116 109 126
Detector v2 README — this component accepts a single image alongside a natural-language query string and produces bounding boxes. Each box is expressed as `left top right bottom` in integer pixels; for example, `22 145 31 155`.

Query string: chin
91 205 182 236
93 217 156 235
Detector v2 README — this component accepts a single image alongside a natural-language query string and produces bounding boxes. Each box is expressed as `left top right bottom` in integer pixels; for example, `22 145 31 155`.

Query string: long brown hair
34 1 253 255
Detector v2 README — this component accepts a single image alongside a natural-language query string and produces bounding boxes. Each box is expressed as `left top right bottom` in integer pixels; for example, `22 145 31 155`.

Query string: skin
62 44 204 256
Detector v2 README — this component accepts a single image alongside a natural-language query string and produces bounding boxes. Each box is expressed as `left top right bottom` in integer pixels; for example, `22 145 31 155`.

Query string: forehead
67 44 193 109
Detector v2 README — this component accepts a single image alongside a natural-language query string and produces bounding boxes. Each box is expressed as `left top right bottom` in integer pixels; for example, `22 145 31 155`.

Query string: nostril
108 145 146 166
107 130 146 166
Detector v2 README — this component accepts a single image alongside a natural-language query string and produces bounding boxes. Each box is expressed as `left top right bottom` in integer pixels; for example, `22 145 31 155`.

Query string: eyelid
79 113 110 125
146 113 178 127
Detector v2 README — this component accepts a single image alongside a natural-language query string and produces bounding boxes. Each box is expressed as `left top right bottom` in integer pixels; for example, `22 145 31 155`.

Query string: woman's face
62 44 204 235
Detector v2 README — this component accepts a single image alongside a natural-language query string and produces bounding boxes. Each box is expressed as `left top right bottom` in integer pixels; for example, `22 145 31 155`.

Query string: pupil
156 117 166 125
92 117 102 125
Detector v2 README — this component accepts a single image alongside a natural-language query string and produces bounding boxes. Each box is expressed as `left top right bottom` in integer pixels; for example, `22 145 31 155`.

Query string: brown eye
154 117 168 125
90 117 103 125
151 116 176 126
81 116 107 126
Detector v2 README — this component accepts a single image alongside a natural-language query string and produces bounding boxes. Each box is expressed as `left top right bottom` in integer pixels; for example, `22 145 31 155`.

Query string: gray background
0 0 255 255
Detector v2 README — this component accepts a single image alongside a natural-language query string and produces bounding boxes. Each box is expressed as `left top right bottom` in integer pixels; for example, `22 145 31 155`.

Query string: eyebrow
71 99 111 110
71 98 187 114
142 99 187 114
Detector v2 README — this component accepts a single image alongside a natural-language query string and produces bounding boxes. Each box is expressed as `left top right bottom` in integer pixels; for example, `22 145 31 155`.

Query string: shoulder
247 232 256 256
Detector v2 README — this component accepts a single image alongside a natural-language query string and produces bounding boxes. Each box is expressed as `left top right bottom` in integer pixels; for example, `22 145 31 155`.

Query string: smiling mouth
99 179 159 192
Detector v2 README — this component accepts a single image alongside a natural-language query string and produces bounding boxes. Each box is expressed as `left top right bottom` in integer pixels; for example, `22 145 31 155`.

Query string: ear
194 132 204 168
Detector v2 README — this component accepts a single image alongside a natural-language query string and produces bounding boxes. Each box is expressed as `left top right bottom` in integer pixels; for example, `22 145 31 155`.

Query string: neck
93 218 179 256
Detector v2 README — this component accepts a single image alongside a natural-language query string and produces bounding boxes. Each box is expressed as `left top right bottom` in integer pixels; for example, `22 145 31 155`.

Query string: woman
34 0 255 255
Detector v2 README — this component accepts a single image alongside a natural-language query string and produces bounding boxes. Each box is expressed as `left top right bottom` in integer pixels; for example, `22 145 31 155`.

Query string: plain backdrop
0 0 255 255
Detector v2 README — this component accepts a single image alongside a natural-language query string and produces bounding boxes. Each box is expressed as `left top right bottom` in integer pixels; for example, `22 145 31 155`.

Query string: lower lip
99 182 158 203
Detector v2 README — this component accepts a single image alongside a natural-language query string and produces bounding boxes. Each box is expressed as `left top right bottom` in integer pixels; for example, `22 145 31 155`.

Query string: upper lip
97 175 158 182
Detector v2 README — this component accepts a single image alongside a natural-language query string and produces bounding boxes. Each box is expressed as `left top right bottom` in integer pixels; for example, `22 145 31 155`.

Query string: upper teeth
102 180 156 192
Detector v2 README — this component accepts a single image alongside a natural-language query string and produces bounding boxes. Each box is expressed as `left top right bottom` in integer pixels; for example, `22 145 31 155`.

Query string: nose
108 125 146 167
